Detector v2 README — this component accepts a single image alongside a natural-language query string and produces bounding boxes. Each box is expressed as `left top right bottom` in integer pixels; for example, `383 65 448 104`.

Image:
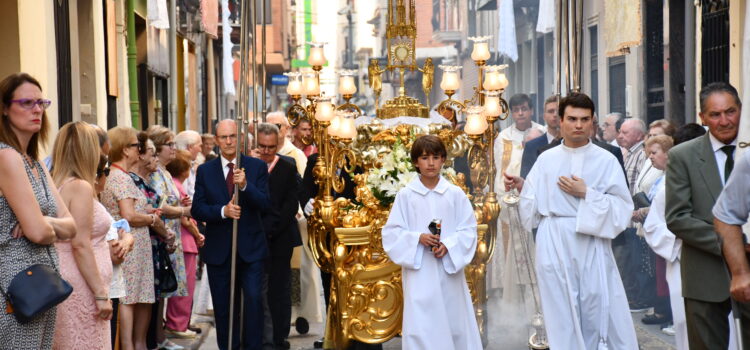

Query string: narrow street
184 279 677 350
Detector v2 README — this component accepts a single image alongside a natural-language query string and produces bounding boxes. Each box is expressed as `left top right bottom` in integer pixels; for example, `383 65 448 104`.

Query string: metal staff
228 0 254 347
251 0 259 147
261 0 267 125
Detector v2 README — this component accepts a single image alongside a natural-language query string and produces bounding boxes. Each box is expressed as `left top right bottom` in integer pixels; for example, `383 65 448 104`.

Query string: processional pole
229 0 260 347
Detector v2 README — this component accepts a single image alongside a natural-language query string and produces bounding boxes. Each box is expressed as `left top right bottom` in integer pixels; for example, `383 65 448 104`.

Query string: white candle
337 116 357 139
303 74 320 96
464 106 488 135
483 95 501 117
315 97 334 122
308 43 327 67
440 71 460 91
471 42 491 61
339 75 357 95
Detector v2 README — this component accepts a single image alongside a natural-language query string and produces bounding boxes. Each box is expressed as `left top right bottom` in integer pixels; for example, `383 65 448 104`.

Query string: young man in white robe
505 93 639 349
382 135 482 350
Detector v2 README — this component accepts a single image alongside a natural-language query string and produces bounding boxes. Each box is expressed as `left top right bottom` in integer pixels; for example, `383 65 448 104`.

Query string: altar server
514 93 638 349
382 135 482 350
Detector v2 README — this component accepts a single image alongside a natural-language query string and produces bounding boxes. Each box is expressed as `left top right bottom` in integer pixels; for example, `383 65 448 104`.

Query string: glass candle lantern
307 42 327 67
303 72 320 96
464 106 488 135
439 65 462 92
469 36 492 62
284 72 303 95
315 96 334 122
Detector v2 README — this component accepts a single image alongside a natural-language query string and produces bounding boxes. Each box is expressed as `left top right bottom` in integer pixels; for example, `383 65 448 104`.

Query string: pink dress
53 200 113 350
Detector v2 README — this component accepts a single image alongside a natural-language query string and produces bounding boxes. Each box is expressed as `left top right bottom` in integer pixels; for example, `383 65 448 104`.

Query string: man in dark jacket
252 123 303 349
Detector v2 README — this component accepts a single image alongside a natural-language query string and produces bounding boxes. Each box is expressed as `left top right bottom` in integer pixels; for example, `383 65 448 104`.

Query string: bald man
265 112 307 176
191 119 271 350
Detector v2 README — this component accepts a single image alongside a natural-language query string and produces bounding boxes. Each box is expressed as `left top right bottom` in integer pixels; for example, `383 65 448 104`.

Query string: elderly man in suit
666 82 748 349
520 95 560 178
192 119 271 350
251 123 303 349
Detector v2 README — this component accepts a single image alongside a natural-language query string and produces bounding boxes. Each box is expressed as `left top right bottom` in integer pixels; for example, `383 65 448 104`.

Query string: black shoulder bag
1 165 72 323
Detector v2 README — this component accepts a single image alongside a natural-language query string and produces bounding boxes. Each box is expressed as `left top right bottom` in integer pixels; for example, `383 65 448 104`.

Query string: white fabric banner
496 0 518 62
221 0 236 96
147 0 170 29
536 0 555 33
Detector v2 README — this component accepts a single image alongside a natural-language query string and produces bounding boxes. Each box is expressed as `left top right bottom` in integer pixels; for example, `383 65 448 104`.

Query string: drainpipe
127 0 140 127
169 0 177 129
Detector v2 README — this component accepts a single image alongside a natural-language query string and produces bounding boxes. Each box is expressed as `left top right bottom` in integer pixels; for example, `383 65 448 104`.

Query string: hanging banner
221 0 236 95
496 0 518 62
202 0 219 38
603 0 642 57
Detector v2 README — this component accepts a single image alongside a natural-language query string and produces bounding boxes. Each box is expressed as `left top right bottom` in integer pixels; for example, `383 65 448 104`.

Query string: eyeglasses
257 144 277 151
273 123 284 130
127 143 140 149
10 98 52 110
164 142 176 148
216 134 237 141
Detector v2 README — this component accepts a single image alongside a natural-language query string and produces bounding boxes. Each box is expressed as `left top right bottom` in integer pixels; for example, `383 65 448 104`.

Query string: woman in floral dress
101 127 168 350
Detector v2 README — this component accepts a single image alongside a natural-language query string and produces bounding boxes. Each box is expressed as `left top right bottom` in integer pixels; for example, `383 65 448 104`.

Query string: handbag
0 247 73 324
157 243 177 294
632 191 651 210
0 164 73 323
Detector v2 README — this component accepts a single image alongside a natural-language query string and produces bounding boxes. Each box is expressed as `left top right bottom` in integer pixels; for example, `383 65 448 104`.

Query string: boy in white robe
382 135 482 350
506 93 638 349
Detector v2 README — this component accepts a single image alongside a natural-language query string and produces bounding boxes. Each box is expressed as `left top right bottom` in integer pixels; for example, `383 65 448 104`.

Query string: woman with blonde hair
0 72 77 349
101 126 167 350
51 121 114 349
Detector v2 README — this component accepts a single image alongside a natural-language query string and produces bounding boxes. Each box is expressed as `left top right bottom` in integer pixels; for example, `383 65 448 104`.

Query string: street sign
271 74 289 85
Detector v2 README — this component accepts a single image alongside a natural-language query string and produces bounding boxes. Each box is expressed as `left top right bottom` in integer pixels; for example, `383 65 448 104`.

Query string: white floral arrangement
365 140 458 207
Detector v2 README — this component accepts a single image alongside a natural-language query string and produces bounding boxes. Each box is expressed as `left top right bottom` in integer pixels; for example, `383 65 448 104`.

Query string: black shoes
629 301 650 313
642 313 671 325
313 337 324 348
295 316 309 335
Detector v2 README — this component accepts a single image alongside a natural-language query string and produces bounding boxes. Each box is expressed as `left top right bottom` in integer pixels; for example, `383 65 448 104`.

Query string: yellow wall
18 0 59 154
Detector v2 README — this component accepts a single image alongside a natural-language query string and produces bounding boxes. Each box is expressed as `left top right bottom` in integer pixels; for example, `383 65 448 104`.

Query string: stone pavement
187 311 676 349
176 280 676 350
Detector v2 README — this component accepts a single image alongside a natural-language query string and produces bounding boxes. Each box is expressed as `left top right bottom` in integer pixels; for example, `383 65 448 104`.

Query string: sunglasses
10 98 52 110
97 167 110 177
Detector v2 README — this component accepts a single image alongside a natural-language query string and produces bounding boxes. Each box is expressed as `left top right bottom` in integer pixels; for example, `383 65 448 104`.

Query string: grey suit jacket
665 133 728 302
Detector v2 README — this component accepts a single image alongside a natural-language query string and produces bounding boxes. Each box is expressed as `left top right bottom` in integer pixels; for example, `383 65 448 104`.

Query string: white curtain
496 0 518 62
221 0 236 96
147 0 170 29
536 0 555 33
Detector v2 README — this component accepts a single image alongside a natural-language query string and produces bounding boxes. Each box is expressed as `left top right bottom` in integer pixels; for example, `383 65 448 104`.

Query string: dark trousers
613 229 637 301
208 258 265 350
633 235 656 306
684 297 750 350
267 247 294 345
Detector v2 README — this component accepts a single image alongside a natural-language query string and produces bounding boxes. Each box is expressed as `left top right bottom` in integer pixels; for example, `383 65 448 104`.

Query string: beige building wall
17 0 59 155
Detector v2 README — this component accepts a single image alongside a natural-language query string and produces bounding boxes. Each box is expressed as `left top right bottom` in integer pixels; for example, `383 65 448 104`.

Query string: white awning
416 45 458 59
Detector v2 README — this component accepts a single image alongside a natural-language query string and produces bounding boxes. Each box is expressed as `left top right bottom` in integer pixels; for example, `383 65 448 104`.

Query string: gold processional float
281 1 546 348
